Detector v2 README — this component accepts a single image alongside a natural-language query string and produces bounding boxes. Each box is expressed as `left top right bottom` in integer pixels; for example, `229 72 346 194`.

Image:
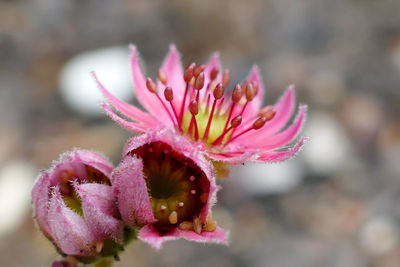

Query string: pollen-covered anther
222 69 230 87
232 84 242 103
213 83 224 100
168 211 178 224
195 72 205 90
146 78 157 93
210 67 219 80
203 213 217 232
194 64 205 77
231 115 242 128
245 82 255 101
184 63 195 83
179 221 194 230
158 69 168 85
95 242 104 253
258 107 276 121
193 218 202 234
253 116 267 130
164 87 174 102
189 100 199 116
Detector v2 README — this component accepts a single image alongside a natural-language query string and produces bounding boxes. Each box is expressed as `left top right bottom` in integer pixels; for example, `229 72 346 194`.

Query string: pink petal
92 71 158 127
112 155 156 226
122 130 217 222
48 191 95 256
235 85 296 144
129 45 173 126
256 136 309 162
157 44 186 112
32 171 52 239
75 183 123 244
101 103 152 133
246 105 307 150
139 224 228 250
206 150 258 165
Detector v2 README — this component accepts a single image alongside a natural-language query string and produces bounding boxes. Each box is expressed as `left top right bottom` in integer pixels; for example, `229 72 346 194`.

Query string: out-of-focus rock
58 46 134 116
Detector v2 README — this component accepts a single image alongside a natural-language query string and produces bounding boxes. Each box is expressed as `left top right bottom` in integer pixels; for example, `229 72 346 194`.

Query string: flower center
57 165 110 216
129 141 210 229
145 63 276 147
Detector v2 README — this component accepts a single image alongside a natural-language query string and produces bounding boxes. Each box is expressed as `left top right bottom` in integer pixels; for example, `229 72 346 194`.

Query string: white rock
59 46 134 116
359 217 399 255
0 161 36 236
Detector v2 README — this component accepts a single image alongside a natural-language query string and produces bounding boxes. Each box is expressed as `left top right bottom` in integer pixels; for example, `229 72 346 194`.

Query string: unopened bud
213 83 224 100
164 87 174 101
146 78 157 93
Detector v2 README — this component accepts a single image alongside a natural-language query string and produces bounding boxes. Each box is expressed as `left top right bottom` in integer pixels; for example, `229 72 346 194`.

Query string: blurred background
1 0 400 266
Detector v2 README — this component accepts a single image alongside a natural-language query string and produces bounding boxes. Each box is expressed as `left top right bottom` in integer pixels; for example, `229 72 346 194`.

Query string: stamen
158 69 167 85
210 67 219 81
168 211 178 224
194 64 205 77
195 72 205 91
188 100 199 140
184 63 195 83
258 106 276 121
146 78 157 93
222 69 230 88
164 87 181 130
203 213 217 232
193 218 202 234
178 202 184 208
221 84 242 133
202 83 224 142
228 116 267 144
179 221 194 230
211 115 242 145
179 63 195 125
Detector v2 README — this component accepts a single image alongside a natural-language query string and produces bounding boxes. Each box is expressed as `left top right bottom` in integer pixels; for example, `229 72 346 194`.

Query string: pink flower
112 130 228 249
32 149 124 261
96 45 308 165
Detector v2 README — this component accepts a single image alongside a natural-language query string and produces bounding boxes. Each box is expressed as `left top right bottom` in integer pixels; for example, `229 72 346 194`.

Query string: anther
210 67 219 80
222 69 230 87
184 63 195 83
253 116 267 130
168 211 178 224
158 69 167 85
258 106 276 121
189 100 199 115
160 205 167 212
179 221 194 230
146 78 157 93
193 218 202 234
95 242 104 253
189 176 195 182
194 64 205 77
232 84 242 103
245 83 255 101
190 189 196 195
213 83 224 100
231 115 242 128
195 72 205 90
164 87 174 101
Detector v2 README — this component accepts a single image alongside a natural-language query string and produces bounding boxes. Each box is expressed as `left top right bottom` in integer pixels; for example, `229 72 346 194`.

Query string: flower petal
129 45 172 125
139 224 228 250
122 130 217 223
48 190 95 256
75 183 123 244
206 150 258 165
200 53 222 102
112 155 156 226
32 171 52 239
101 103 152 133
246 105 307 150
256 136 309 162
93 71 158 127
